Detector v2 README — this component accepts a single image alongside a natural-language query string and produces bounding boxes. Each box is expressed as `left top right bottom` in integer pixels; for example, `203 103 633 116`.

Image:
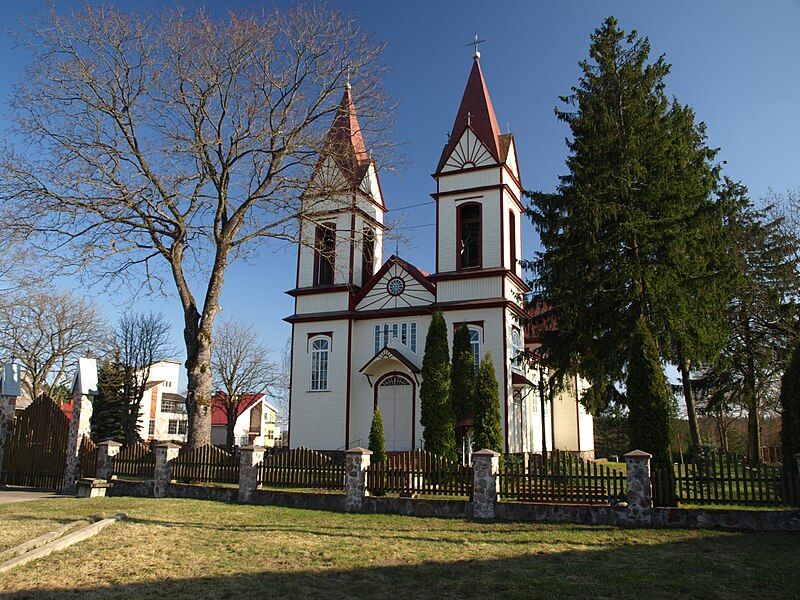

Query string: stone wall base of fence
106 481 800 532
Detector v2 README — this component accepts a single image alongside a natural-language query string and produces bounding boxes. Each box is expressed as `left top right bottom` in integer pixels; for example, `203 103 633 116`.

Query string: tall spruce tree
90 360 126 442
419 311 457 460
526 16 731 447
473 352 503 454
450 324 476 425
779 342 800 477
368 408 387 466
697 181 800 463
627 317 672 471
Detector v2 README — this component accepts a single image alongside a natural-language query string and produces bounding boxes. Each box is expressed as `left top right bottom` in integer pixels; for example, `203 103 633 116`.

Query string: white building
286 53 593 456
137 359 188 443
211 393 280 448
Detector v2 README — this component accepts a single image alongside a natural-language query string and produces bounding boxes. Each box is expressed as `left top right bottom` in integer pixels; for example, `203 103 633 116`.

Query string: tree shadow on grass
1 533 798 600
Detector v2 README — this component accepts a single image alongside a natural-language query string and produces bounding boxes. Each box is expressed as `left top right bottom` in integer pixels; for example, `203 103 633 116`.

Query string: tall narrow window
410 322 417 353
511 328 523 370
313 223 336 286
311 337 330 391
509 210 517 271
361 227 375 285
458 203 481 269
401 323 408 346
469 327 481 370
374 324 381 353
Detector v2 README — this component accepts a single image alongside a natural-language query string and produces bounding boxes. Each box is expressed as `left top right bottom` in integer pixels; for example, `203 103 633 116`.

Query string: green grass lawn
0 497 799 599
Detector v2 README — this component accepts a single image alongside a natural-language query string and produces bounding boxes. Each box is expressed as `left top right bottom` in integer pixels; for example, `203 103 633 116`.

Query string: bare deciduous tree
212 319 279 449
0 289 104 402
109 312 173 443
0 5 395 446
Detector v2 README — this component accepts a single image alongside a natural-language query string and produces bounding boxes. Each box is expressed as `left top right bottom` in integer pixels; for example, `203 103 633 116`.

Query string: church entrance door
376 374 414 452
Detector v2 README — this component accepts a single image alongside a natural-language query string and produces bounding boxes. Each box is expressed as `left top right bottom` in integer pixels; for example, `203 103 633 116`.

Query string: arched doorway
375 373 414 451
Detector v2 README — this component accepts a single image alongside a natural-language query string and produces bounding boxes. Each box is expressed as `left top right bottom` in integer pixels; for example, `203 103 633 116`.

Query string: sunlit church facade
286 51 593 456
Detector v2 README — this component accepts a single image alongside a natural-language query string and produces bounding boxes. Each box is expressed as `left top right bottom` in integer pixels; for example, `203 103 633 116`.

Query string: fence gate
1 397 69 490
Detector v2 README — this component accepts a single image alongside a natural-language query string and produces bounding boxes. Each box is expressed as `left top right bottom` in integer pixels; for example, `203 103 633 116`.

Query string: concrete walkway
0 488 67 505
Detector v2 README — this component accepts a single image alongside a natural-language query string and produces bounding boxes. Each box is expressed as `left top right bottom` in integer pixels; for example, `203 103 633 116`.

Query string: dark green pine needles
419 310 457 460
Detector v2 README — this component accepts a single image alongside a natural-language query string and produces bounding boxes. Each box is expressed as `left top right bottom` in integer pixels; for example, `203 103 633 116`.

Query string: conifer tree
419 311 457 460
90 360 126 442
780 342 800 478
473 353 503 453
526 17 731 445
368 408 387 466
450 324 476 425
627 317 672 471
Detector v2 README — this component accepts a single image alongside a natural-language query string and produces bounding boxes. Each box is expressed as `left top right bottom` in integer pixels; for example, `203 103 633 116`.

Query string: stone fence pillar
624 450 653 525
63 393 93 495
238 445 265 502
153 442 180 498
97 440 122 480
472 449 500 521
344 447 372 512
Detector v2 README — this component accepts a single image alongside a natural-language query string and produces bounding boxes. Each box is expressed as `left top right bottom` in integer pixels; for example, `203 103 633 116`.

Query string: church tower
293 84 386 305
431 50 524 303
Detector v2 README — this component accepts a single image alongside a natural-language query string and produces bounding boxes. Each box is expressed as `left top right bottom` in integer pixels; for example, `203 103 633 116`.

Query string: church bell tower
431 48 524 302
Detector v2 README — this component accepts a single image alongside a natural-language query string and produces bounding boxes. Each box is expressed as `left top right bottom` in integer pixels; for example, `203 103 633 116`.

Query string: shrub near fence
172 444 240 484
501 450 627 505
367 449 473 497
259 447 344 490
113 443 155 479
653 451 800 508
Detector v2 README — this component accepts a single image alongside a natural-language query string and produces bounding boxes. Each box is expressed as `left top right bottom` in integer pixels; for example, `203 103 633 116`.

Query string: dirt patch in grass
0 497 798 599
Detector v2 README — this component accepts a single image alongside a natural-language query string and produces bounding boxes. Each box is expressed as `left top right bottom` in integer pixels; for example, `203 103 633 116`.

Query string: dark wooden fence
1 397 69 490
259 447 344 490
367 449 473 497
653 451 800 507
500 451 627 505
113 443 155 479
79 436 98 479
172 444 240 484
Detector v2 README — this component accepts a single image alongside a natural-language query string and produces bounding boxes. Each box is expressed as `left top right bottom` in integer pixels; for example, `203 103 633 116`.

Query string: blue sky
1 1 798 388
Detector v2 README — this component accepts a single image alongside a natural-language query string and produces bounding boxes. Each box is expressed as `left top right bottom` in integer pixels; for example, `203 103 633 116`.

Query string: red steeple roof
436 57 502 173
322 85 370 185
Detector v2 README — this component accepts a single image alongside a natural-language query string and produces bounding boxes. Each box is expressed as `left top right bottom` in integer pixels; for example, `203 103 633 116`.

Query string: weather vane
466 33 485 60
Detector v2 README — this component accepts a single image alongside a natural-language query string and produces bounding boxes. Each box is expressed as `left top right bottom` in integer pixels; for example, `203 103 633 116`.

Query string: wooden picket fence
259 447 345 490
500 451 627 505
653 451 800 507
172 444 240 484
367 449 473 497
1 397 69 490
79 436 98 479
113 442 155 479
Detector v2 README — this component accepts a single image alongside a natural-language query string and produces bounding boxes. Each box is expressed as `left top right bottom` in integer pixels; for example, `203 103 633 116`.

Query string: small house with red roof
211 392 279 448
285 50 593 457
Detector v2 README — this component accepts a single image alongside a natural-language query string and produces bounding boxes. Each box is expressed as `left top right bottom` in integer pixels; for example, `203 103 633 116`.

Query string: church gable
355 257 435 311
440 127 496 173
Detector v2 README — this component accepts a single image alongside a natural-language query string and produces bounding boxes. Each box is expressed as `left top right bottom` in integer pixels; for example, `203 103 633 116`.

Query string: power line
394 222 435 230
387 200 435 212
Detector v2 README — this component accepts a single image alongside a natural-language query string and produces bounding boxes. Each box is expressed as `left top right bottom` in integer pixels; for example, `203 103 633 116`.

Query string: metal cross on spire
466 33 486 60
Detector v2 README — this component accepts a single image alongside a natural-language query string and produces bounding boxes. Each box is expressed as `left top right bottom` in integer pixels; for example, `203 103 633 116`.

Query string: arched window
310 337 330 391
314 223 336 286
361 227 375 285
511 328 523 370
469 327 481 371
457 203 481 270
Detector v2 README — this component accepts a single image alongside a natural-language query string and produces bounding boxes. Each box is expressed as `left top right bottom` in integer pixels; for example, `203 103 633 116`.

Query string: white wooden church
286 51 594 456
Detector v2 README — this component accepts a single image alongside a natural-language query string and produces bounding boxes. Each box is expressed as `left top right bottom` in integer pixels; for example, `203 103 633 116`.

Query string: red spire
436 58 502 173
323 85 369 184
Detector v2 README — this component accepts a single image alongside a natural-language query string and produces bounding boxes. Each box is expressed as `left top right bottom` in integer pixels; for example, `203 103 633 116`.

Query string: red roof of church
211 392 264 426
436 57 502 173
322 86 371 186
